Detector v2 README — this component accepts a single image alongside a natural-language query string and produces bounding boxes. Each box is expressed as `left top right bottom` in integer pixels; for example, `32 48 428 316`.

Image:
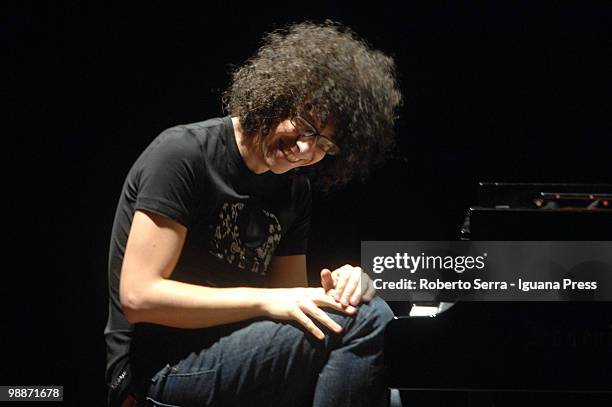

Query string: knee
359 296 395 331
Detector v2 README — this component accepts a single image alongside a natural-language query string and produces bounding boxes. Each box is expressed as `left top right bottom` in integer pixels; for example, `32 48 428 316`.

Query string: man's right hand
259 287 356 340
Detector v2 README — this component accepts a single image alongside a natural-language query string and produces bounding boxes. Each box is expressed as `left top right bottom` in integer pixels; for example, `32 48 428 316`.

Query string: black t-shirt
104 116 311 403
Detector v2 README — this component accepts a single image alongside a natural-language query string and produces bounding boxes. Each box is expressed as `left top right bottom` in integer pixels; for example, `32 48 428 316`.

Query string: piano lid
462 183 612 240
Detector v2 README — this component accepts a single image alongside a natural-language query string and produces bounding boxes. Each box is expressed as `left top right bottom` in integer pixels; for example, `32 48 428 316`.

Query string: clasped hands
320 264 376 311
262 265 375 340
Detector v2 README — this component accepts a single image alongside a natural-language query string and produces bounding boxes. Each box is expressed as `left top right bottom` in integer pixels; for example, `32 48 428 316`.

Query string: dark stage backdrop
3 2 611 405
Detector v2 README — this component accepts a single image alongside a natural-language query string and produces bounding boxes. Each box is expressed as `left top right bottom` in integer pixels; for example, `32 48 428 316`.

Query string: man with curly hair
104 21 402 407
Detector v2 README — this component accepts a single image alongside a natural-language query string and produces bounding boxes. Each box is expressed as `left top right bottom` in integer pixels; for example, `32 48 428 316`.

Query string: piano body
385 183 612 406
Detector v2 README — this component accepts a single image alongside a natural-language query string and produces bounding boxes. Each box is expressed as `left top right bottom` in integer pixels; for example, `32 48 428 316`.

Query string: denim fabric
142 296 394 407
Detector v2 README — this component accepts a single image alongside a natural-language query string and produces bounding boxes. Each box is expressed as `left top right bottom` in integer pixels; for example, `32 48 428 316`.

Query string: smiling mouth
279 143 301 163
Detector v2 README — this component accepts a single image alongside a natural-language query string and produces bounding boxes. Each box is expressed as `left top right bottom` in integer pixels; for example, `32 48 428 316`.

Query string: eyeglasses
290 115 340 156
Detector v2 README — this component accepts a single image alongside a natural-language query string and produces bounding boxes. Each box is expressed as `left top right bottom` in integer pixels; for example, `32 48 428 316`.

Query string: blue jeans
141 296 394 407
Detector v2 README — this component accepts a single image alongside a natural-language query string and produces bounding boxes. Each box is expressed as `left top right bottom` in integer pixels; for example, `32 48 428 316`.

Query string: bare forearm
123 279 266 329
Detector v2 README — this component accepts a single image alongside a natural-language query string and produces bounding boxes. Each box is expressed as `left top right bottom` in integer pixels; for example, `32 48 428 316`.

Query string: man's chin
264 153 296 174
268 164 294 174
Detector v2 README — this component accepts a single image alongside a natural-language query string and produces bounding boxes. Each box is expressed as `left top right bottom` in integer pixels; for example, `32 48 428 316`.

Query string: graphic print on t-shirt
210 202 282 275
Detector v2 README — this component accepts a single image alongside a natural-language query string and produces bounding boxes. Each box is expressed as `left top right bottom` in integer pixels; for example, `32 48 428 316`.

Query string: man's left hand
320 264 376 308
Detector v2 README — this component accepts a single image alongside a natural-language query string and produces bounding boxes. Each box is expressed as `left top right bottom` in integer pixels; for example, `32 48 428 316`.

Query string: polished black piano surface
385 183 612 406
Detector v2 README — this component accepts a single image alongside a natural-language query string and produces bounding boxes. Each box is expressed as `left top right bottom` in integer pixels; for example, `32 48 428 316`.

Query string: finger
342 270 361 307
320 268 334 292
313 286 337 298
326 288 338 298
291 307 325 340
345 305 358 314
315 294 357 316
330 269 339 286
334 267 351 301
301 301 343 334
362 279 376 303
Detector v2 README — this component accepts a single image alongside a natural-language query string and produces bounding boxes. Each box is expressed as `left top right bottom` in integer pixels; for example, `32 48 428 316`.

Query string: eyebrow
303 114 335 139
300 113 318 129
298 107 338 143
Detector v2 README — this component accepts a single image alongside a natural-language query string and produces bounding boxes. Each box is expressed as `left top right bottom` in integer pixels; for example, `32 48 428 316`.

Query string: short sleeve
274 177 312 256
134 128 203 227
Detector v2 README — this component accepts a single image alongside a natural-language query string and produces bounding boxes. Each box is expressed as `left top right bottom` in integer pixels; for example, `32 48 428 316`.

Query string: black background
3 1 611 405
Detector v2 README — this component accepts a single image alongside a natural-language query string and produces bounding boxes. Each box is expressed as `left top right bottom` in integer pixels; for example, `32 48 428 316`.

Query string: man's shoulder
150 116 232 156
167 116 231 137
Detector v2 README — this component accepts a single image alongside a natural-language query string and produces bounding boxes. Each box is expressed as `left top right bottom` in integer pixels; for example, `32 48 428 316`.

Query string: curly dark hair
223 21 402 190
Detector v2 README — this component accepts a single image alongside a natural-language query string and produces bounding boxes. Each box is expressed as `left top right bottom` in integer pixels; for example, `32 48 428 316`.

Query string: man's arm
120 210 265 328
266 255 309 288
120 210 350 338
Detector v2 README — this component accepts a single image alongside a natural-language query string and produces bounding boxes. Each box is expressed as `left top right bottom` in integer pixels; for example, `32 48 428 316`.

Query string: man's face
260 115 336 174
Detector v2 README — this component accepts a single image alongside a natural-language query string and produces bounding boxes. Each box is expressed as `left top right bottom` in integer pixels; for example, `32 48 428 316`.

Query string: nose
294 137 318 158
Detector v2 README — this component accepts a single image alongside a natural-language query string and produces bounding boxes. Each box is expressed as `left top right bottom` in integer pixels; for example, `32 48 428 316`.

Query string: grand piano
385 183 612 406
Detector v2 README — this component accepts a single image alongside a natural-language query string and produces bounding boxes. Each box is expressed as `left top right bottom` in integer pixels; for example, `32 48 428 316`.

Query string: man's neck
231 117 269 174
